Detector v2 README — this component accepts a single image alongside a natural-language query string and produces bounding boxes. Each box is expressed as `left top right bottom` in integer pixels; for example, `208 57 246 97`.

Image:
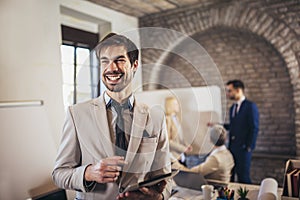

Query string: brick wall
139 0 300 185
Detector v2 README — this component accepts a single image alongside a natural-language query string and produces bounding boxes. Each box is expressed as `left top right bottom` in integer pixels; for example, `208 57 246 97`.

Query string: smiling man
99 45 136 93
52 33 172 200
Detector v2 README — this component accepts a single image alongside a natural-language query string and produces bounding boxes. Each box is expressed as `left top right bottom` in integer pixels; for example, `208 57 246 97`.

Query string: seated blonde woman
188 125 234 183
165 97 192 169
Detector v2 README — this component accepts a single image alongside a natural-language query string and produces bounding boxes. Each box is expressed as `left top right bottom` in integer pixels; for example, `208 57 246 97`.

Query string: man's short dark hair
226 80 245 91
95 33 139 65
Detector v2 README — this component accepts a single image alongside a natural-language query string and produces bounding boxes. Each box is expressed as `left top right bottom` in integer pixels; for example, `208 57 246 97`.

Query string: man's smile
105 73 124 83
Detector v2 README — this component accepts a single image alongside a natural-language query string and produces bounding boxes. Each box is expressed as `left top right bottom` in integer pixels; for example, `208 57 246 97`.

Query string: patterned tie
111 100 129 157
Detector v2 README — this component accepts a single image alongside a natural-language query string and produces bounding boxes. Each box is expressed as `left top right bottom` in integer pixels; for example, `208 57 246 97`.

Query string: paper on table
258 178 278 200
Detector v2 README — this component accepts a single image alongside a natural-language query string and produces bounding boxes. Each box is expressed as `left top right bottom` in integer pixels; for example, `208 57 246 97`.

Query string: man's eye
101 60 109 64
115 59 126 64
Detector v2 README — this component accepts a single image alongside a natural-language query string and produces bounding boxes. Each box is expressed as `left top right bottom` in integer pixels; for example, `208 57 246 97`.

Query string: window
60 25 99 109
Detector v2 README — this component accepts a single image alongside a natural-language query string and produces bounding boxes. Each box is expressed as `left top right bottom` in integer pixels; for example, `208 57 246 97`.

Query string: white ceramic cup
258 178 278 200
201 184 214 200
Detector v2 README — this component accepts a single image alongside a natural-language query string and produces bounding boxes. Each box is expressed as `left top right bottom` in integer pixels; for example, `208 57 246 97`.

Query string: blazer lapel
238 100 246 115
230 105 234 120
91 95 114 157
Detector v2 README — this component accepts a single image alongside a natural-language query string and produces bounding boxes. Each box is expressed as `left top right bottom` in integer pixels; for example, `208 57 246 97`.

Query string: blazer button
231 136 235 140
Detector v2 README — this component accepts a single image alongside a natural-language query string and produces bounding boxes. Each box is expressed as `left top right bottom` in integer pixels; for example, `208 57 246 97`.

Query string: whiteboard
135 86 222 154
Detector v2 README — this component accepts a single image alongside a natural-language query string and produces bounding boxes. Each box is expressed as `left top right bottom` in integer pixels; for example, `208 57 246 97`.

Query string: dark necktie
111 100 129 157
234 103 238 117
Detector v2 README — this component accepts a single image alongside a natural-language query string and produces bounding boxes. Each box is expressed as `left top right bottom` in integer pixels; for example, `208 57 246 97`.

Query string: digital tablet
119 169 179 193
173 170 207 190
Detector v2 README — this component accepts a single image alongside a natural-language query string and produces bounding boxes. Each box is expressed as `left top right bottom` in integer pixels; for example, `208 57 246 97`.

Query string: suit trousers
230 148 252 184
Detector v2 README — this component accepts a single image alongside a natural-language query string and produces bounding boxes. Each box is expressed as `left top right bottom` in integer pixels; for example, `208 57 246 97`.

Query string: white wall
0 1 63 199
0 0 139 199
0 0 64 147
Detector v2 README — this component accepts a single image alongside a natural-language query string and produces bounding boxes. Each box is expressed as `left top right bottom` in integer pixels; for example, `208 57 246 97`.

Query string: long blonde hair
165 96 180 116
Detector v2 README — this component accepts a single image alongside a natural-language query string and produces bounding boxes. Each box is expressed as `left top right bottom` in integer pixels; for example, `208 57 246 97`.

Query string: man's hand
184 145 193 153
117 180 167 200
84 156 126 183
207 122 216 127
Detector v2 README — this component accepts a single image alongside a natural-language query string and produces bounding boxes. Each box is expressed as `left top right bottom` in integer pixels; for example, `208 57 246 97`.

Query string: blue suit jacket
225 99 259 152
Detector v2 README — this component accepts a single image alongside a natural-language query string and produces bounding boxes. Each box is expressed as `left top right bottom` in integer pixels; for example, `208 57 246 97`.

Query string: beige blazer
52 95 172 200
166 115 187 160
189 146 234 183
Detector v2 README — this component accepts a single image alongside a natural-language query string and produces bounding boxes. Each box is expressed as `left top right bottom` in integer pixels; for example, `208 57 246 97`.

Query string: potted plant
237 186 249 200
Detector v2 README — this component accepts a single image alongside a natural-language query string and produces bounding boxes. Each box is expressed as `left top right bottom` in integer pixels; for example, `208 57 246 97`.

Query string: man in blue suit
224 80 259 184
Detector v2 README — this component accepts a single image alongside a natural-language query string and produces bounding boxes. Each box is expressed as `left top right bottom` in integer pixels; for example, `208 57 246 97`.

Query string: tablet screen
120 169 179 193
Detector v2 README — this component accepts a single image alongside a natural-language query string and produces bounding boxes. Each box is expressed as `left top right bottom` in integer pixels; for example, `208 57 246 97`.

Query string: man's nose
106 61 118 71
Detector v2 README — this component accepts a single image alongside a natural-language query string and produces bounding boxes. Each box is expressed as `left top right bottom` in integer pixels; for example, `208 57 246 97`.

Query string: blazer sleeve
246 102 259 150
189 155 219 176
169 140 187 154
52 106 93 192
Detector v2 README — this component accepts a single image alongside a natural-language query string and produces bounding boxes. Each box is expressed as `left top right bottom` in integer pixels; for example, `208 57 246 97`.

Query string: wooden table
170 182 283 200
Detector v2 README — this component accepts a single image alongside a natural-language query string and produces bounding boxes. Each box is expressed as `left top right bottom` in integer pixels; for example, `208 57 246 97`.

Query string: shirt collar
236 95 246 106
210 145 227 156
104 92 134 110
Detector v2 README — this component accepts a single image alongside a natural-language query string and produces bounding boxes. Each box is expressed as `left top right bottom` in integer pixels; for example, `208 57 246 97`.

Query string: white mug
258 178 278 200
201 184 214 200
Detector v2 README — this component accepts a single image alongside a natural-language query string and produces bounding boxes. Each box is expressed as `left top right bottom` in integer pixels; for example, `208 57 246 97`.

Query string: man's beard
103 79 131 92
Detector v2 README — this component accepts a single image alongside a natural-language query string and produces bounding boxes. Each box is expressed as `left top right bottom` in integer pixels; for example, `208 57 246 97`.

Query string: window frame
61 25 99 105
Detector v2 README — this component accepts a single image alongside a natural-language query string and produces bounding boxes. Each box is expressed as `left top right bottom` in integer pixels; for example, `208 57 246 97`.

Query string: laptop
173 170 208 191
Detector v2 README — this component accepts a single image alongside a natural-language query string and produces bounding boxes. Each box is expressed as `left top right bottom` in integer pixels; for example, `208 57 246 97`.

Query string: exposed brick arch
140 1 300 157
162 26 296 156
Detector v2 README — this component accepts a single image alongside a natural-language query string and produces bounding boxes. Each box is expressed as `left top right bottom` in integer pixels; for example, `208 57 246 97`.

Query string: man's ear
237 88 243 94
132 60 138 72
